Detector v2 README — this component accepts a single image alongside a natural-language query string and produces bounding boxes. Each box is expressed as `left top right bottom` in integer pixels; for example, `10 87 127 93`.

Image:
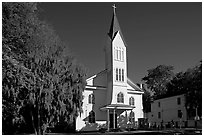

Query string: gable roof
127 78 143 92
86 70 143 92
86 69 107 82
153 94 185 102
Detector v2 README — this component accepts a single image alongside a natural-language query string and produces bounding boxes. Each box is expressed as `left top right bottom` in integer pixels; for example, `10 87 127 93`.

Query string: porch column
107 109 110 131
125 110 128 124
113 109 116 129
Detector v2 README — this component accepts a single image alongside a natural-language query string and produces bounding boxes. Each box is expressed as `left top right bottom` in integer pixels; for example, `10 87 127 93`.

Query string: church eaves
108 5 127 46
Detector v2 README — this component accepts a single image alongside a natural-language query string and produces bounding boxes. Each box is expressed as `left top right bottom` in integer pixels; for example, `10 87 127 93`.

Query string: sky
39 2 201 83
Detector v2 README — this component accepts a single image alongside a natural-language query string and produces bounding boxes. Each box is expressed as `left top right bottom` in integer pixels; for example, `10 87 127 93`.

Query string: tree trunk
30 111 37 135
37 98 41 135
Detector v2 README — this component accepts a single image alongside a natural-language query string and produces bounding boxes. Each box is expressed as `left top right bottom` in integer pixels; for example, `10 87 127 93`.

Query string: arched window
122 69 124 81
129 111 135 123
116 47 119 60
129 97 135 106
119 47 121 61
88 94 95 104
119 69 121 81
114 47 117 60
116 68 118 81
89 111 95 123
121 48 124 61
117 92 124 103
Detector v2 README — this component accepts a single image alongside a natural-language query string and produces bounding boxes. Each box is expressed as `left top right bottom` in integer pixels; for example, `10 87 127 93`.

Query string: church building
76 5 144 131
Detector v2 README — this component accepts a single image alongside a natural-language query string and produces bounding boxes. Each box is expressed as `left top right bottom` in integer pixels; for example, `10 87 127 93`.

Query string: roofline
86 69 107 81
154 93 185 101
85 85 106 90
127 90 144 94
112 31 128 47
86 75 97 81
127 77 143 91
108 9 128 47
100 104 135 110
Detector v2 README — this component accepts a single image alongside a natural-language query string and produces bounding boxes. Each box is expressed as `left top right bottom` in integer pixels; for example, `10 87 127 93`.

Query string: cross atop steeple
108 4 127 46
112 4 116 15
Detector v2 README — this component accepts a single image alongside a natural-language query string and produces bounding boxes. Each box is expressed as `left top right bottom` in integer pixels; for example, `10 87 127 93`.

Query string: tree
2 2 39 134
2 2 86 134
23 52 86 134
142 84 153 113
165 72 186 97
162 61 201 119
142 65 174 99
181 62 201 119
142 62 201 120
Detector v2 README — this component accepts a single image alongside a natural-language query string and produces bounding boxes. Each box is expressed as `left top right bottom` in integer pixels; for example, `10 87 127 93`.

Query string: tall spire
112 4 116 15
108 4 126 45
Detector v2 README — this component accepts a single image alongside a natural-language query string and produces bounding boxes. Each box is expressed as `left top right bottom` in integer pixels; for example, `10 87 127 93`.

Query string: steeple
108 4 126 46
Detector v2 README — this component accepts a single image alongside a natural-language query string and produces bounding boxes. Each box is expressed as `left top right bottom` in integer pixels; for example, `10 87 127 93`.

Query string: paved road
76 129 201 135
46 128 202 135
71 130 176 135
47 130 165 135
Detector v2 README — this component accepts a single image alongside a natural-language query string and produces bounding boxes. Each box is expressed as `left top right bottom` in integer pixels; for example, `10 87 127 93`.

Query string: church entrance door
109 113 117 129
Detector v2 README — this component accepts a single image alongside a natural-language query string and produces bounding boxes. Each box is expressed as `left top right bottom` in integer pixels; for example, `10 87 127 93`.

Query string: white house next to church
146 94 187 128
76 5 144 131
146 94 201 128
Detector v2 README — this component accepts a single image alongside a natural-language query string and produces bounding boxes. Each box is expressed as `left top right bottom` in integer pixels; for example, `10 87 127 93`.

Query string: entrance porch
100 104 135 131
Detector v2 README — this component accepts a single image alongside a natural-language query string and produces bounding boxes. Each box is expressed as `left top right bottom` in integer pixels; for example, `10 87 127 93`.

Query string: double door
109 113 117 129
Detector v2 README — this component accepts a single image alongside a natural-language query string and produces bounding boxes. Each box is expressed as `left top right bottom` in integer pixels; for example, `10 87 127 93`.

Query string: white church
76 5 144 131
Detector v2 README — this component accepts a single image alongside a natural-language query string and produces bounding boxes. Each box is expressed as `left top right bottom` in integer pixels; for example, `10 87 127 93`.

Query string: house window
129 97 135 106
129 111 135 122
178 110 183 118
177 97 181 105
116 68 118 81
88 94 95 104
158 112 161 119
117 92 124 103
122 69 124 81
158 102 160 107
89 111 95 123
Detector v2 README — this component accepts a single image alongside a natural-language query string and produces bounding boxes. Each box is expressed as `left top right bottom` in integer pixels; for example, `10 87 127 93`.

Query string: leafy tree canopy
142 65 174 99
2 2 86 135
142 61 202 119
166 61 202 118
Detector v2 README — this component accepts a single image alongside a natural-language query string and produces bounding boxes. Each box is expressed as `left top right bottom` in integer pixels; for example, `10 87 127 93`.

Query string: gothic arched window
117 92 124 103
122 69 124 81
129 97 135 106
88 94 95 104
121 48 124 61
129 111 135 123
119 47 121 60
116 47 119 60
114 47 117 60
116 68 118 81
89 111 95 123
119 69 121 81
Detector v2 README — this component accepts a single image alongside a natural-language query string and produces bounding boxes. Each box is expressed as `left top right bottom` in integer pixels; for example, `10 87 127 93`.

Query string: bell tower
105 5 128 105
